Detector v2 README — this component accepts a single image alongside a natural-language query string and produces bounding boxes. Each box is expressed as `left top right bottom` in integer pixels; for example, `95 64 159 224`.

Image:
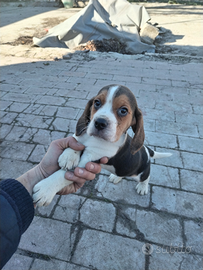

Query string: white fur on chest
74 133 126 167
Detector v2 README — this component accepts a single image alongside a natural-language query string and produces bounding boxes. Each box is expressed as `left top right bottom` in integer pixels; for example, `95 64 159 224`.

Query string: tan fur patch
113 95 134 141
90 90 108 119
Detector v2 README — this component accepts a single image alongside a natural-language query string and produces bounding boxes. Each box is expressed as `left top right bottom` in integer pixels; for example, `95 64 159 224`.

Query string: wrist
16 164 45 195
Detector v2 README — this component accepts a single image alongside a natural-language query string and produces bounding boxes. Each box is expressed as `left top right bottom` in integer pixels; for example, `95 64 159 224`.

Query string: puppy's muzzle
95 118 108 131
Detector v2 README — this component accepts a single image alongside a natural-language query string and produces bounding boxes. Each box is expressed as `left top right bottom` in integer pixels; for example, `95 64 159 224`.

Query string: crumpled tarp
33 0 155 54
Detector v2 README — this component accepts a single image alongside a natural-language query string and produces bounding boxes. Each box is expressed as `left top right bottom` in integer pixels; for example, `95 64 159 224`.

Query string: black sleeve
0 179 35 269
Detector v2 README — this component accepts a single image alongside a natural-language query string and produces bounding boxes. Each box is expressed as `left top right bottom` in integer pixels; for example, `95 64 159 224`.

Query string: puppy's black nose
95 118 108 131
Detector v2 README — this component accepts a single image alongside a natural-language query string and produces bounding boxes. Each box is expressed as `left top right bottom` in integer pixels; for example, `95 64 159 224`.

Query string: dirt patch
3 36 33 46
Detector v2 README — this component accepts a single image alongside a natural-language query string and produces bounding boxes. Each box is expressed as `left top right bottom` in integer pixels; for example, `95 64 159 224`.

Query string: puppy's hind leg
135 161 151 195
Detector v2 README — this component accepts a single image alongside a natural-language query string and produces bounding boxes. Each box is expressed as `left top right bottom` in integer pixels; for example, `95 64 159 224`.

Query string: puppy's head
76 85 145 154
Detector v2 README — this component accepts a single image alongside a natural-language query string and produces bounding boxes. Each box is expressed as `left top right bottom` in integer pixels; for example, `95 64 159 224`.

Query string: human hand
37 137 85 179
57 157 108 195
17 137 108 195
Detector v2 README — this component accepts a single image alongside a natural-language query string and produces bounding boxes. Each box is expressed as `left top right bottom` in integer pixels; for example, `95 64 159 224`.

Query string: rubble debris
74 39 131 54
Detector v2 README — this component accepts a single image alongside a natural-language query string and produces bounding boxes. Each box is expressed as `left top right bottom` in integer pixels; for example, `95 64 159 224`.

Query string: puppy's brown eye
94 99 101 109
118 107 128 117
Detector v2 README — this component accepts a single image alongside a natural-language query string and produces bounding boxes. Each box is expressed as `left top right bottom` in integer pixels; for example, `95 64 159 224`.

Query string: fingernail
90 164 94 170
66 172 73 179
78 168 84 175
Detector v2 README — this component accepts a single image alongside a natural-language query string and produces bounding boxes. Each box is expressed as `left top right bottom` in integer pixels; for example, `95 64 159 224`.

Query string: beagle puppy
33 85 171 206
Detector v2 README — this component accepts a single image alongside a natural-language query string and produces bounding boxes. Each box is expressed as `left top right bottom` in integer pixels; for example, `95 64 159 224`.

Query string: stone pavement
0 3 203 270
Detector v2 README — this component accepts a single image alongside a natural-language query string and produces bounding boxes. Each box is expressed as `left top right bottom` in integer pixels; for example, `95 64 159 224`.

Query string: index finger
56 136 85 151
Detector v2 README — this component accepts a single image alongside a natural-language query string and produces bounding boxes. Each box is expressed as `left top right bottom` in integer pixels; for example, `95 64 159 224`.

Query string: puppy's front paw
58 148 80 170
109 174 122 184
33 181 55 207
136 182 148 195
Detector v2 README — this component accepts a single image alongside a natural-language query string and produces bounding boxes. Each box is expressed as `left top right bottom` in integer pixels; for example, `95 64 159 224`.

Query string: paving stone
0 159 34 180
154 148 183 169
1 112 18 124
137 96 156 110
181 152 203 172
8 102 29 113
152 186 203 218
87 72 113 81
23 104 45 114
0 124 13 139
113 74 141 83
57 107 79 119
19 216 72 261
150 164 180 188
142 77 171 86
24 86 50 95
0 84 27 93
178 136 203 154
31 258 88 270
143 119 156 132
136 210 183 246
72 229 145 269
51 118 71 132
60 71 86 78
65 98 88 109
20 79 55 89
131 82 156 92
116 208 137 238
180 169 203 193
95 174 150 207
53 194 85 223
143 107 175 122
176 111 203 126
16 114 52 129
155 100 193 114
0 100 12 110
116 208 182 245
156 121 199 137
39 105 58 116
0 141 35 161
5 126 37 142
2 92 38 103
193 104 203 114
80 199 116 232
35 95 66 106
198 124 203 138
36 195 60 217
28 144 46 163
145 131 177 149
68 120 77 134
149 246 203 270
2 253 33 270
32 129 66 145
184 220 203 254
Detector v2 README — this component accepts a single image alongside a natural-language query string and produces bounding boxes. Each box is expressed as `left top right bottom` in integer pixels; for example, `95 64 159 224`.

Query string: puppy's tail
146 147 172 159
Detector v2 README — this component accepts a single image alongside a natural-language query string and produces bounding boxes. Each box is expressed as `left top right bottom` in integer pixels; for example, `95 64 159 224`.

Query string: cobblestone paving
1 54 203 270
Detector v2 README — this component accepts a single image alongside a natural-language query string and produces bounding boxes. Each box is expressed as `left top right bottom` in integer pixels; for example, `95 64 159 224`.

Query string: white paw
109 174 122 184
136 182 148 195
58 148 80 170
33 181 56 207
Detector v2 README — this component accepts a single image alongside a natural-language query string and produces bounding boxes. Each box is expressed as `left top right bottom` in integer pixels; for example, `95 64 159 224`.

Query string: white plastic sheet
33 0 155 54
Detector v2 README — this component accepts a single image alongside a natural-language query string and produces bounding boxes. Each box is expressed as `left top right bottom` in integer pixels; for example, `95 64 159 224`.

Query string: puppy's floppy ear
76 97 95 136
130 107 145 154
